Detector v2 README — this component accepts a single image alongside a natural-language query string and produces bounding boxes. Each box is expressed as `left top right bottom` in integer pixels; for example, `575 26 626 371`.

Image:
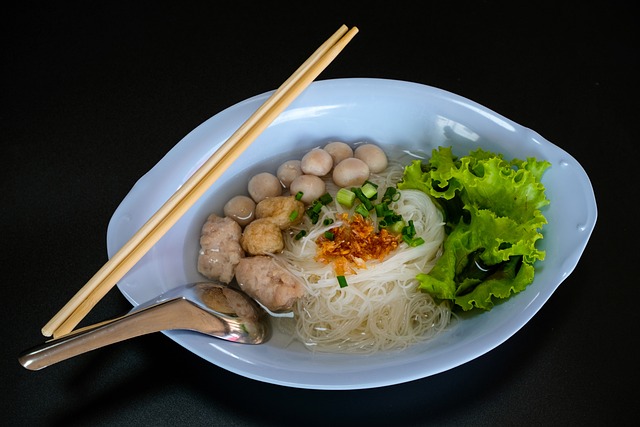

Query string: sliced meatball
240 218 283 255
235 255 304 312
255 196 305 229
197 214 244 283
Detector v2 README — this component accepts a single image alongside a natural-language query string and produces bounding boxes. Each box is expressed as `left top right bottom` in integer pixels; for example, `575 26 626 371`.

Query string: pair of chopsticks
42 24 359 338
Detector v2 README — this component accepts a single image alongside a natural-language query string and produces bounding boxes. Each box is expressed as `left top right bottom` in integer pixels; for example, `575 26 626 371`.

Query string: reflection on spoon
18 282 271 371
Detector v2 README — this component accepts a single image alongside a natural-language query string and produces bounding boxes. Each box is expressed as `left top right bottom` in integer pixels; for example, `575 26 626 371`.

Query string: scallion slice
337 275 348 288
361 182 378 199
318 193 333 205
336 188 356 208
352 187 373 210
382 187 400 203
389 220 405 234
409 237 425 247
354 204 369 217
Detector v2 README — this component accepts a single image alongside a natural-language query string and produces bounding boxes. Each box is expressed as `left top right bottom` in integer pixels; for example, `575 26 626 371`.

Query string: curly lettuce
398 146 550 311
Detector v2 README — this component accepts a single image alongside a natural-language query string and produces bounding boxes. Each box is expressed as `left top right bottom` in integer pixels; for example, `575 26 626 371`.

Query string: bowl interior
106 78 596 389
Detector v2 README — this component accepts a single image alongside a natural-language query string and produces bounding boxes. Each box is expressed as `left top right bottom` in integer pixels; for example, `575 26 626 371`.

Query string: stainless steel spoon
19 281 271 371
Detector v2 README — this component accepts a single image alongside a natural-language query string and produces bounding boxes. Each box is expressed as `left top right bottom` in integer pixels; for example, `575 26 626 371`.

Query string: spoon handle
18 298 214 370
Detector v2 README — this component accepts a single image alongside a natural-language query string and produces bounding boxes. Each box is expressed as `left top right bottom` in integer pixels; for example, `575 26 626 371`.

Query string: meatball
235 255 304 312
354 143 388 173
255 196 305 229
332 157 370 187
324 141 353 165
240 218 283 255
300 148 333 176
289 174 326 204
248 172 282 203
197 214 244 283
276 160 303 189
223 195 256 227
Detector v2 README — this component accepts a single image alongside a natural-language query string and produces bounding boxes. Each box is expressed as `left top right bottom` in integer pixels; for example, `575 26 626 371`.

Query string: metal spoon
18 281 271 371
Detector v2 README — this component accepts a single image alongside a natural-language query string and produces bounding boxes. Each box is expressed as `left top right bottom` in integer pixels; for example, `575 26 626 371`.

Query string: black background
3 2 637 426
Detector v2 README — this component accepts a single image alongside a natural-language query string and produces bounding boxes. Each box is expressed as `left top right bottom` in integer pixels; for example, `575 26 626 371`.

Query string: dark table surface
3 2 637 426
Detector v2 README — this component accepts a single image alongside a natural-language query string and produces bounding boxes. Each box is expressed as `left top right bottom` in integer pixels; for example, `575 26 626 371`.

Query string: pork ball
276 160 303 189
235 255 304 312
332 157 370 187
289 174 326 204
354 143 388 173
197 214 244 283
300 148 333 176
248 172 282 203
223 195 256 227
324 141 353 165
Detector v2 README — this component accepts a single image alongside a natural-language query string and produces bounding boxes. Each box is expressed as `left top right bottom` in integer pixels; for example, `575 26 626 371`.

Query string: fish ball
324 141 353 165
289 174 326 204
300 148 333 176
276 160 302 189
354 143 388 173
223 195 256 227
248 172 282 203
332 157 370 187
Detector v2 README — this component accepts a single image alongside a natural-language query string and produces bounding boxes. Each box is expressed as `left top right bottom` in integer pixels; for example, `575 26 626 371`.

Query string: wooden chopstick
42 25 359 338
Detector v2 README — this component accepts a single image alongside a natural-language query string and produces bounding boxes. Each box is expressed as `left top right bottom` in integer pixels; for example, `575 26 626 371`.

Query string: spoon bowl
19 282 271 371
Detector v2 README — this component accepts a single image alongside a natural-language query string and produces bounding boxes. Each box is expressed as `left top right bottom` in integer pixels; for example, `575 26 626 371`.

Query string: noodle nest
277 162 451 354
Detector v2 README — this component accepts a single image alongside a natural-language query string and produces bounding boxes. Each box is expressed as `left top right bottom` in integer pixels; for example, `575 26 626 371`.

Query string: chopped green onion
354 204 369 217
375 203 394 218
305 205 320 224
401 233 424 247
289 210 299 221
311 200 323 213
364 180 378 189
352 187 373 210
388 220 406 234
336 188 356 208
387 213 403 223
409 237 425 247
361 182 378 199
382 187 400 203
337 275 348 288
306 200 323 224
324 231 335 240
295 191 304 201
323 218 334 226
295 230 307 240
318 193 333 205
402 220 417 238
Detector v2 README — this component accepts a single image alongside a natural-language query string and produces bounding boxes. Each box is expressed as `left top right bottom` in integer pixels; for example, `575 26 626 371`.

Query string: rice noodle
276 162 451 354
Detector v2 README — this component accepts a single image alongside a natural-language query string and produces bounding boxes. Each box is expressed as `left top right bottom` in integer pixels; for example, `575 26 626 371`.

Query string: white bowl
106 78 597 390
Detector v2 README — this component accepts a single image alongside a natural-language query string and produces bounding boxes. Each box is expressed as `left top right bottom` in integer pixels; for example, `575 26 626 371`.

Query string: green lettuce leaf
399 146 550 311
